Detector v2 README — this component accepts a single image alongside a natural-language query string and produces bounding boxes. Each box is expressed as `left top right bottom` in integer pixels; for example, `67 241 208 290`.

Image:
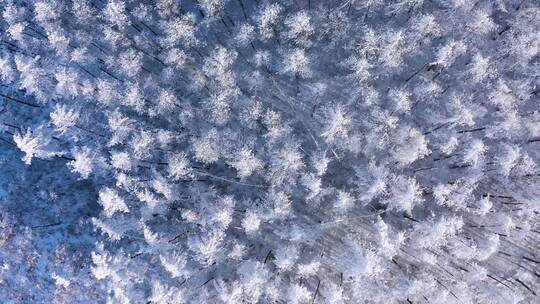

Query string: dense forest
0 0 538 303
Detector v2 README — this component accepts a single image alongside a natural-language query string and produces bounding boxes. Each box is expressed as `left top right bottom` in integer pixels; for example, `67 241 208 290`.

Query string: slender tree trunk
238 0 248 21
